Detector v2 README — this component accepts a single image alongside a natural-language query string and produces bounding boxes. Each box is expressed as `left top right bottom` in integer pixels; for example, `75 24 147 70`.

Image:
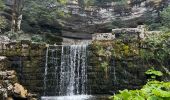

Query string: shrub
31 35 43 42
145 68 163 79
110 81 170 100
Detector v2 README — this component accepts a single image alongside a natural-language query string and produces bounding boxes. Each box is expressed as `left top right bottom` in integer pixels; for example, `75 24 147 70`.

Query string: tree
160 5 170 28
0 0 4 10
0 16 7 30
0 0 7 31
12 0 23 32
22 0 66 25
144 5 170 31
145 0 168 18
1 0 66 33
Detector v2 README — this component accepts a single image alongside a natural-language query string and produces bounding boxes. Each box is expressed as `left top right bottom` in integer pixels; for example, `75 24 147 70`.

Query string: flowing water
44 46 49 96
43 44 90 99
59 45 87 95
41 95 110 100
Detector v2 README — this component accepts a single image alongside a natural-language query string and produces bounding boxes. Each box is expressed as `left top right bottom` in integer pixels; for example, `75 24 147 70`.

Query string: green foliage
31 35 43 42
57 0 67 4
146 5 170 31
92 41 113 78
0 0 4 10
140 32 170 65
4 31 24 40
23 0 67 24
112 18 126 28
145 69 163 77
145 68 163 79
110 81 170 100
4 31 18 39
144 12 162 31
95 0 113 4
94 41 113 57
0 16 7 29
101 61 109 71
161 5 170 30
0 0 7 29
84 0 95 7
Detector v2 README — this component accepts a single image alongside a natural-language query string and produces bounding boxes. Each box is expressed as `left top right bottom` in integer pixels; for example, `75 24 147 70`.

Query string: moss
90 41 114 78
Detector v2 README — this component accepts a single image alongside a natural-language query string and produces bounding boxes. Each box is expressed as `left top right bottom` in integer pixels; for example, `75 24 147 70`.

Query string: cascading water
44 46 49 96
43 44 88 97
60 45 87 96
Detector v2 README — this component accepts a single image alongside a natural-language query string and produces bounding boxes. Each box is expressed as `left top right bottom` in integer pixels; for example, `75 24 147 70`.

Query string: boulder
7 97 13 100
13 83 28 98
0 70 17 81
0 56 7 61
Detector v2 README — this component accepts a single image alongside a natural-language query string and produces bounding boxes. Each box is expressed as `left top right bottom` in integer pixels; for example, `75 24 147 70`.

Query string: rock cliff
0 56 37 100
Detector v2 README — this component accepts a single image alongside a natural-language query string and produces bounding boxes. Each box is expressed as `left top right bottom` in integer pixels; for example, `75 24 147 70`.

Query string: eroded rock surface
0 36 10 43
0 56 37 100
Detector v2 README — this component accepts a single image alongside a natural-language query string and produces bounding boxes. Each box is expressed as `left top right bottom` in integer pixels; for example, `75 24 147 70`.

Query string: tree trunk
11 0 16 33
11 0 23 32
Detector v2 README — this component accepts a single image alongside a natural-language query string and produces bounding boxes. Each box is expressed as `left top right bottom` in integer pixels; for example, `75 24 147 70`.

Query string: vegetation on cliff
0 0 170 42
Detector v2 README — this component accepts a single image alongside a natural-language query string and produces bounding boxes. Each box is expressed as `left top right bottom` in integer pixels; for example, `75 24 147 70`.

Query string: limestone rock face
58 0 170 39
0 70 36 100
0 56 37 100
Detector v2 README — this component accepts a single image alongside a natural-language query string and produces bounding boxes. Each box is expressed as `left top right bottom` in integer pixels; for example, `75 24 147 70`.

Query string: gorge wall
0 41 47 96
0 31 169 97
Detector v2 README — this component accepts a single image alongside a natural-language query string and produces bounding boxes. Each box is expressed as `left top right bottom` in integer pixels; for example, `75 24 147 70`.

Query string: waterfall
44 46 49 96
60 45 87 96
44 44 88 96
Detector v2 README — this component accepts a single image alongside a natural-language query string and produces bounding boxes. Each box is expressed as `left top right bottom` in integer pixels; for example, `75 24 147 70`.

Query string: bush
145 68 163 79
31 35 43 42
0 16 7 29
110 81 170 100
161 5 170 29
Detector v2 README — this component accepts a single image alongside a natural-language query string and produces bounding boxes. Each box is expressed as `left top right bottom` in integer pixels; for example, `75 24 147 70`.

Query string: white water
59 45 88 95
41 95 92 100
43 44 88 96
41 95 110 100
44 46 49 96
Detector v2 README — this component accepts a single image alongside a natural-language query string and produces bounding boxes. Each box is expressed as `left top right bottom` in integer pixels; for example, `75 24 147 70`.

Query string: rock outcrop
59 0 169 39
0 56 37 100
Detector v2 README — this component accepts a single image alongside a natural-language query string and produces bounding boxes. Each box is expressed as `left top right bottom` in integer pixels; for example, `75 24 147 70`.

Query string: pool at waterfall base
41 95 110 100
